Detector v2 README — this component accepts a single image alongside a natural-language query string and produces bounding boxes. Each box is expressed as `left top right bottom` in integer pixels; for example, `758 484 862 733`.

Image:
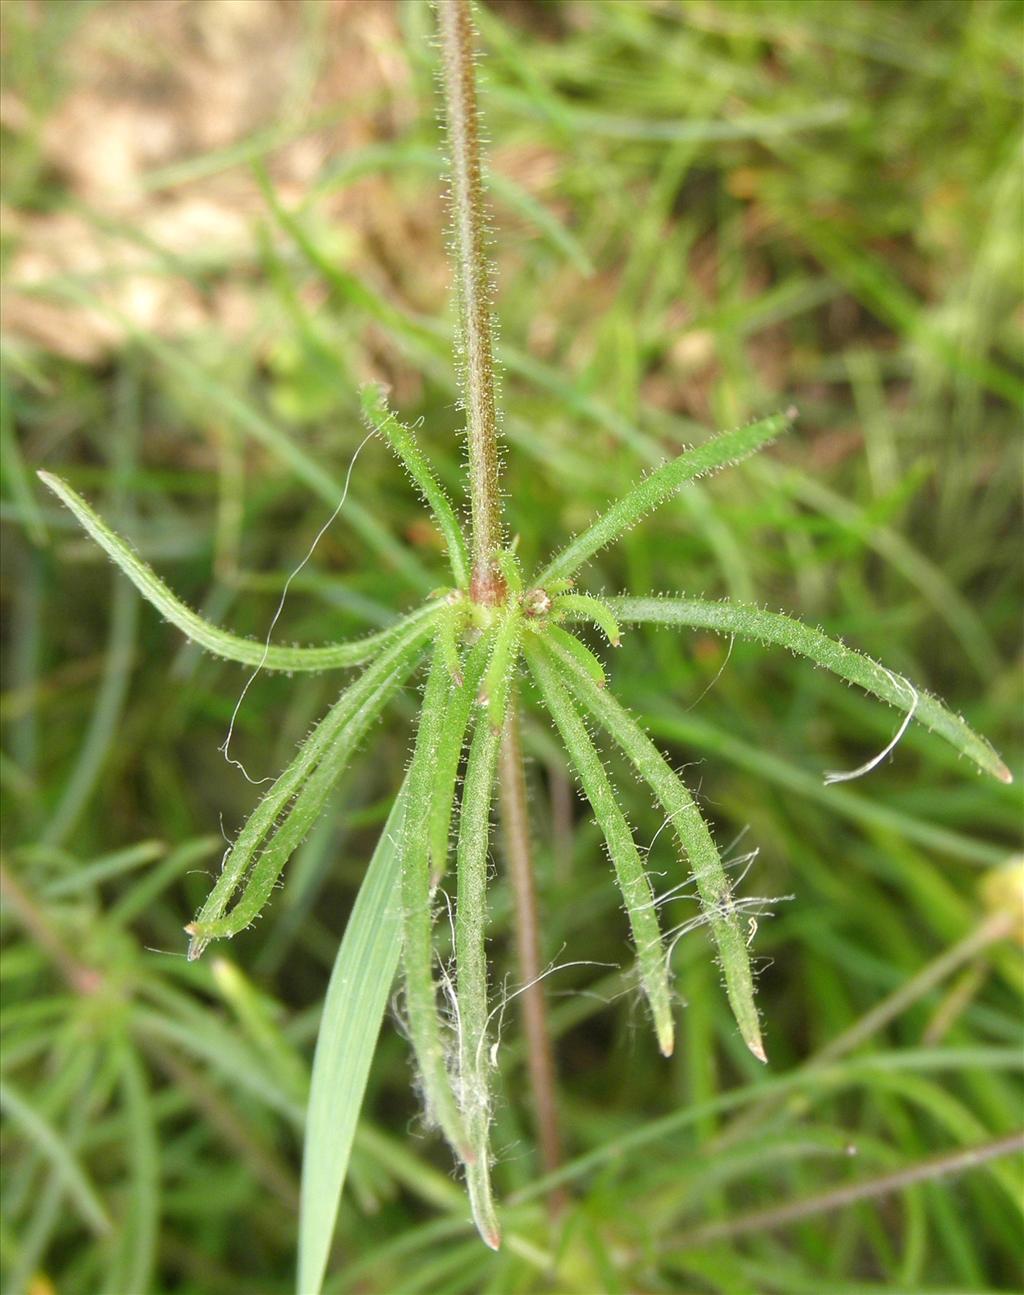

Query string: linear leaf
361 384 471 590
429 636 491 882
400 644 472 1161
454 708 505 1250
38 470 440 672
525 641 675 1058
0 1080 111 1237
480 607 522 731
108 1044 159 1295
191 656 415 949
536 411 792 585
544 623 607 690
545 637 765 1062
552 592 621 646
187 616 433 955
298 777 408 1295
604 595 1011 784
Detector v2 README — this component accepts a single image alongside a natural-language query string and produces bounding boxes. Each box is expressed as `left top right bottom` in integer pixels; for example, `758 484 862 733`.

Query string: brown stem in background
667 1132 1024 1251
498 709 566 1214
0 858 103 996
437 0 503 599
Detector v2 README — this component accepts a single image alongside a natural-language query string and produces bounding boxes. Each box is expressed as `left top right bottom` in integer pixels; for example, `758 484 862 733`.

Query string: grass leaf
0 1080 112 1237
107 1043 159 1295
298 776 409 1295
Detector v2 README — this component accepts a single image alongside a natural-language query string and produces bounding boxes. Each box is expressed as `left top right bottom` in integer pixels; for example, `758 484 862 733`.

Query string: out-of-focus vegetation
1 1 1021 1292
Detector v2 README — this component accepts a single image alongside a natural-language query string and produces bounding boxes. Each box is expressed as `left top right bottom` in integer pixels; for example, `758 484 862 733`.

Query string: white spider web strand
220 428 378 784
823 670 919 786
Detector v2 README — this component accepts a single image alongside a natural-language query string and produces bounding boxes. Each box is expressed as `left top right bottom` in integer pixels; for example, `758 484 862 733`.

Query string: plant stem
666 1132 1024 1250
437 0 503 599
0 861 103 996
497 708 566 1212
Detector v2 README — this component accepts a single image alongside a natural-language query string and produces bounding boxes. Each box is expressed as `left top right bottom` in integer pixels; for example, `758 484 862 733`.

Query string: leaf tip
184 923 207 961
996 763 1013 785
747 1035 768 1064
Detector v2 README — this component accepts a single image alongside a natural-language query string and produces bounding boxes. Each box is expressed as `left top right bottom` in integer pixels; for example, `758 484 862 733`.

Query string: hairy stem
437 0 503 596
497 707 565 1208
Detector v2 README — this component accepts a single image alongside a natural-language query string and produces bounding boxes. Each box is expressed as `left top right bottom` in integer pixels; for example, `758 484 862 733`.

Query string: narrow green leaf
542 624 607 691
480 607 522 731
37 470 441 672
552 592 621 646
429 635 492 883
525 642 675 1058
400 644 472 1162
454 707 504 1250
545 637 765 1062
536 411 793 585
194 658 414 946
606 595 1011 784
0 1080 112 1237
187 617 433 956
495 547 523 595
108 1044 159 1295
361 384 471 590
298 778 409 1295
42 572 137 847
437 598 467 684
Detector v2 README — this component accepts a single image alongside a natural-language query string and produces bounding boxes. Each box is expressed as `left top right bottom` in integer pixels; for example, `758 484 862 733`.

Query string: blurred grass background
1 1 1022 1292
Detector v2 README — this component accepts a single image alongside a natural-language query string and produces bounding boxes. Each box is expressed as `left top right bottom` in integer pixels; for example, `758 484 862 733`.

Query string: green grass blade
535 411 793 585
32 274 432 591
400 643 472 1162
187 617 433 956
764 462 1001 679
545 637 766 1063
605 595 1011 784
42 571 137 847
37 470 442 672
361 384 471 590
298 776 409 1295
108 1043 159 1295
0 1079 112 1237
454 707 505 1250
525 641 675 1058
